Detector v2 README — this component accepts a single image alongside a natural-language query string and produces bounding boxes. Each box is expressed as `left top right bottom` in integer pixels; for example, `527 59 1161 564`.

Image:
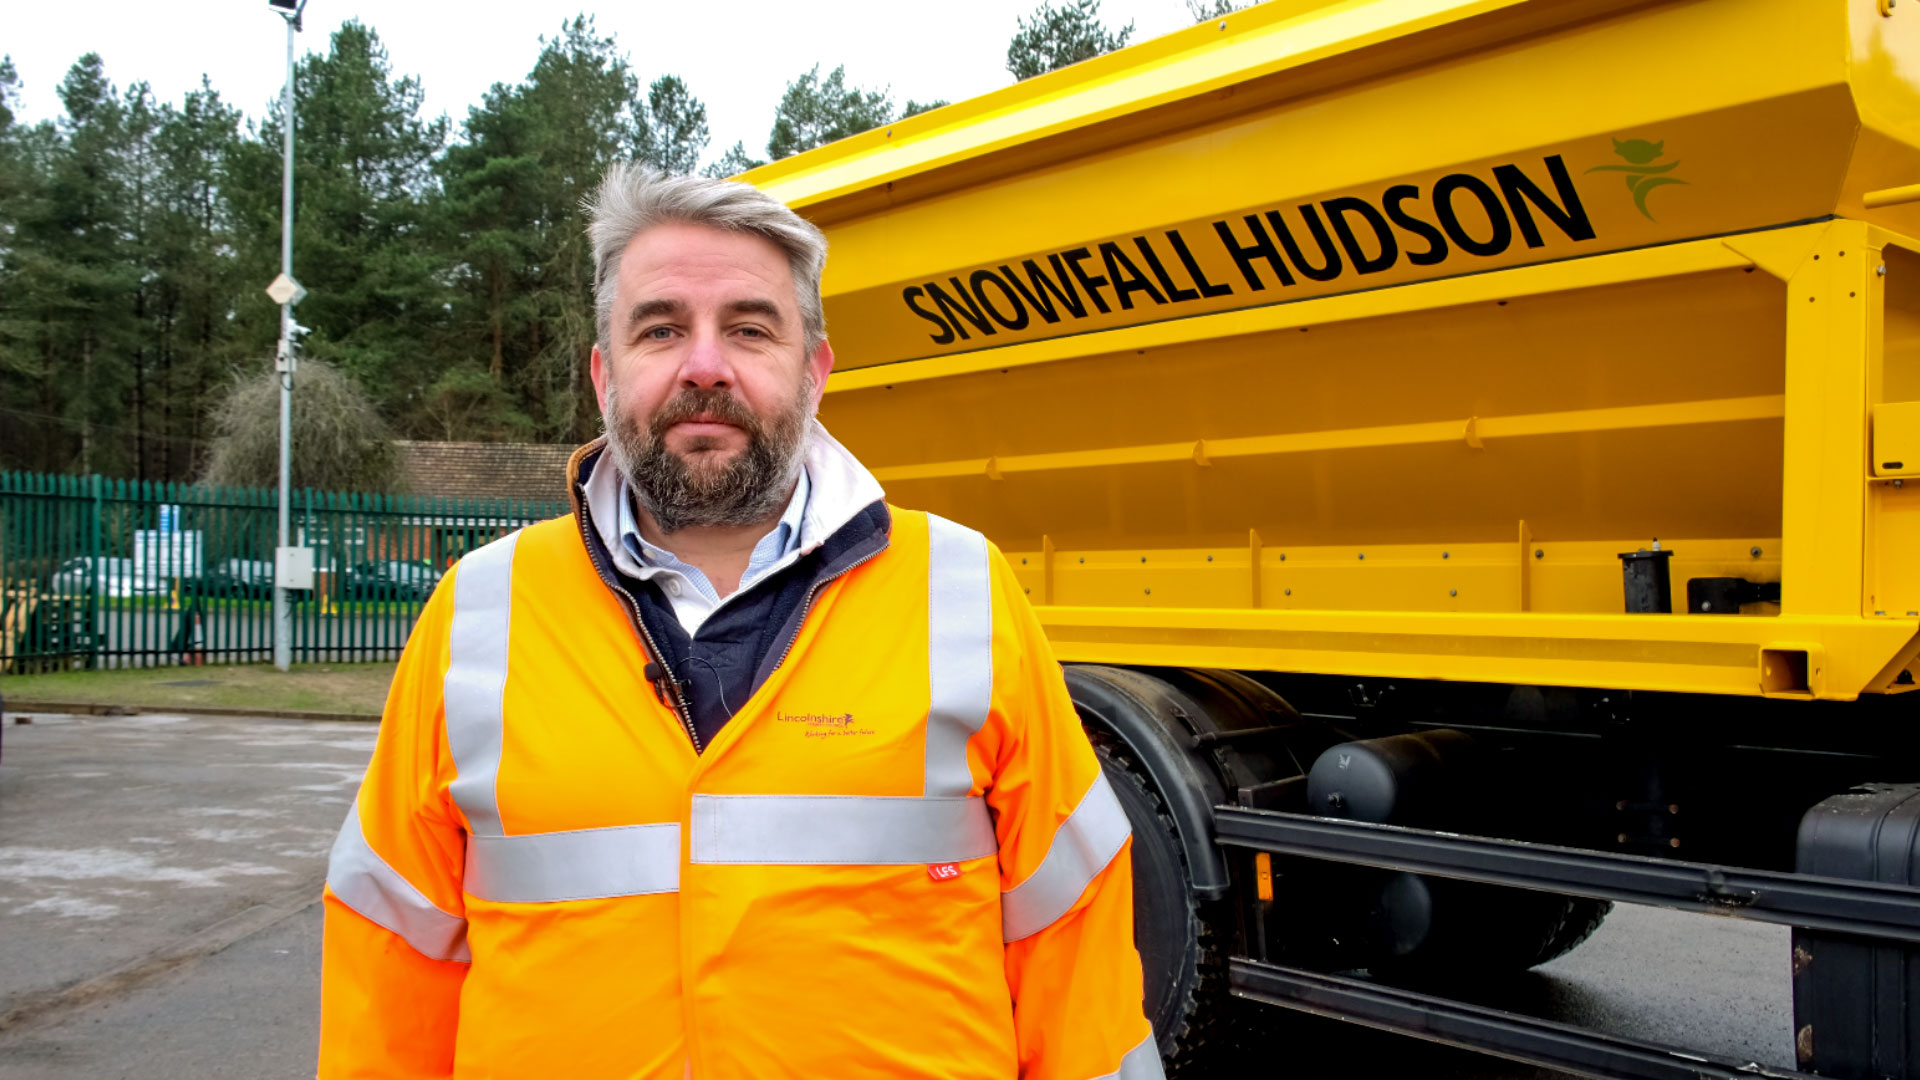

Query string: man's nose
677 327 734 389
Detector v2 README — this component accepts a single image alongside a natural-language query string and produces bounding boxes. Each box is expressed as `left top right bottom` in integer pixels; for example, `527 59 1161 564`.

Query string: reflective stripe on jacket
319 495 1160 1080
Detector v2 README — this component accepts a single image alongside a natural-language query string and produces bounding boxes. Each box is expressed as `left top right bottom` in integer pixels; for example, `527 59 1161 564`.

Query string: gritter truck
747 1 1920 1076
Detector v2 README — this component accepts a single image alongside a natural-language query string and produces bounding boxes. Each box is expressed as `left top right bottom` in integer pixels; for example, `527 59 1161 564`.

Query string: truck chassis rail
1214 807 1920 944
1230 959 1814 1080
1216 807 1920 1078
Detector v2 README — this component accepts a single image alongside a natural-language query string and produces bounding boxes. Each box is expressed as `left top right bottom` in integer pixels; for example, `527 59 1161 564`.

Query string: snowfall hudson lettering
900 155 1595 346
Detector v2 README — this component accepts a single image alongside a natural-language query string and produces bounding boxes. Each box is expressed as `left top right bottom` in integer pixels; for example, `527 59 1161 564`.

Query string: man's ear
590 345 611 413
805 338 834 410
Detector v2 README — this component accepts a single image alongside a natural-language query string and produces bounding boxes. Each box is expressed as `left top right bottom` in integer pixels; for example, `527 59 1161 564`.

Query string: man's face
591 222 833 533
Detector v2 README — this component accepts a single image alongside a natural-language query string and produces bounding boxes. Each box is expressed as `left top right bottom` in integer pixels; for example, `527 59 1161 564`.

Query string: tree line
0 0 1239 491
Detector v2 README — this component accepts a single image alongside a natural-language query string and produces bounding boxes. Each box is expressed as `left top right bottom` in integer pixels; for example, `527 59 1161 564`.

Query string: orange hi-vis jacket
319 443 1161 1079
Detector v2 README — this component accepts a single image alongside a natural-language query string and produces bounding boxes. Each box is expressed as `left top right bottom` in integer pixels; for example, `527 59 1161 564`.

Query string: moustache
648 388 764 441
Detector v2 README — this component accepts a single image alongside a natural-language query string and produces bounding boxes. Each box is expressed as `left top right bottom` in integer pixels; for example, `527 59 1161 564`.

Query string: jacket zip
574 476 891 752
574 504 704 753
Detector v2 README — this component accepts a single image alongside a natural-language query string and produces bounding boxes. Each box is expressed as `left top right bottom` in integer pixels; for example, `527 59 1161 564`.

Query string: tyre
1068 665 1342 1071
1534 896 1613 965
1090 730 1231 1077
1365 874 1613 981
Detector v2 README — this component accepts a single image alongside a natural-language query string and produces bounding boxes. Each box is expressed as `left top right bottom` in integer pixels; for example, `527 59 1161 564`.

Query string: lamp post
266 0 307 672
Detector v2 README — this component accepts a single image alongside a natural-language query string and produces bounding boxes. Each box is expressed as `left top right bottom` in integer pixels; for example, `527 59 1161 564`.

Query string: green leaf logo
1587 138 1687 221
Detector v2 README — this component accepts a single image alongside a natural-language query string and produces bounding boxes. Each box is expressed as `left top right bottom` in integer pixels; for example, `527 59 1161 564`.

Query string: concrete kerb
2 700 380 723
0 875 328 1036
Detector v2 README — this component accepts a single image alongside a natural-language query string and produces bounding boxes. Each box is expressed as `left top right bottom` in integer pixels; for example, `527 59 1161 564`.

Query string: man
319 165 1160 1080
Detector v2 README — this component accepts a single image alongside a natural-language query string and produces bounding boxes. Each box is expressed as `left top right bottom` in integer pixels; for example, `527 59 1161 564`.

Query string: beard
604 374 815 534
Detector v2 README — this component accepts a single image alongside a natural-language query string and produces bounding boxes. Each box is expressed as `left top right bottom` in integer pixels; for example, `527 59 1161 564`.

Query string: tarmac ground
0 709 1795 1079
0 710 367 1078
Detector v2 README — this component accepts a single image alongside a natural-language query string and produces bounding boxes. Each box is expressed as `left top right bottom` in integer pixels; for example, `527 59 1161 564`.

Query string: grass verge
0 662 395 716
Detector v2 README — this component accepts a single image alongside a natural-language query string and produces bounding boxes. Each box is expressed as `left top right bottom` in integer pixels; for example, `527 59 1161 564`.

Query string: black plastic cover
1686 577 1782 614
1792 784 1920 1079
1618 548 1675 614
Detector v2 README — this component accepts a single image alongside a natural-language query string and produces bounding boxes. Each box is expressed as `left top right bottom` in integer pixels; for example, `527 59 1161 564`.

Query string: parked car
188 558 273 598
345 560 441 601
46 556 165 599
188 558 320 602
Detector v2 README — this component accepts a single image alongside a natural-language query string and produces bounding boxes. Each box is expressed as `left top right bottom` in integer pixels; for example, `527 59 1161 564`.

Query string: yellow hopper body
749 0 1920 702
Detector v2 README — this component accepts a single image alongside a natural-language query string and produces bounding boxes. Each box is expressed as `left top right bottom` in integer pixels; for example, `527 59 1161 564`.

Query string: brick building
369 441 579 570
393 440 579 502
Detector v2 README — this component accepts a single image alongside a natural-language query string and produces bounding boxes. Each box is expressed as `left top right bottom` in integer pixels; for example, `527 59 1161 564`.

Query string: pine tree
152 80 248 480
439 77 545 408
0 58 251 480
434 16 657 442
1187 0 1251 21
642 75 710 176
767 65 894 160
701 141 766 179
1 21 921 472
1006 0 1134 80
227 21 450 427
4 55 145 475
120 81 169 480
0 56 48 470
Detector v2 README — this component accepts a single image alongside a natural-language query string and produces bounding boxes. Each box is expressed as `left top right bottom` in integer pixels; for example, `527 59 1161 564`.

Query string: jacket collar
569 420 888 583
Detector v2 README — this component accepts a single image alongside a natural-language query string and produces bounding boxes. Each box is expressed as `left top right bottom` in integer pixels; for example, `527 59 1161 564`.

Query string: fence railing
0 472 566 672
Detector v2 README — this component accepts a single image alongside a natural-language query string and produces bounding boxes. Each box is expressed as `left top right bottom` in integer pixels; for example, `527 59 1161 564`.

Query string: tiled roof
393 440 578 503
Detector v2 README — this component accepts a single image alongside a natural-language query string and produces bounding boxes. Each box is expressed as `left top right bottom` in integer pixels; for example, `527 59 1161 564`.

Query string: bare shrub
200 359 402 493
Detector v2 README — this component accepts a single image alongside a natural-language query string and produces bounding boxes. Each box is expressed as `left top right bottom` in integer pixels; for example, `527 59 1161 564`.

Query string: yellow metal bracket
1721 222 1832 281
1778 220 1875 618
1517 520 1534 612
1042 534 1056 604
1865 183 1920 209
1249 528 1264 609
1760 642 1825 699
1864 630 1920 693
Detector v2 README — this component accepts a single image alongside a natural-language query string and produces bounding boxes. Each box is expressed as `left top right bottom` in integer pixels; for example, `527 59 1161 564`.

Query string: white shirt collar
583 420 886 586
616 468 809 570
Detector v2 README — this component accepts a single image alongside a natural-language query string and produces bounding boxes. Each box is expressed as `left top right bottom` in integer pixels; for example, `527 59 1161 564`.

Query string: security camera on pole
266 0 313 672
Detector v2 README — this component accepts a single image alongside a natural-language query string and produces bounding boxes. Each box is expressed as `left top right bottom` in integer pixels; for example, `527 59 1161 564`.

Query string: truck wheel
1367 875 1613 980
1535 897 1613 965
1089 729 1230 1077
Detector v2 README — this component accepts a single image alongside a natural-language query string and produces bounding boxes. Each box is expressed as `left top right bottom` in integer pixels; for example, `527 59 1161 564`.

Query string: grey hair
587 162 829 357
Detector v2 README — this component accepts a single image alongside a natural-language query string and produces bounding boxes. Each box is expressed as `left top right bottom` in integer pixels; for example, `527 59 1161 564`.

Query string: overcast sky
7 1 1205 169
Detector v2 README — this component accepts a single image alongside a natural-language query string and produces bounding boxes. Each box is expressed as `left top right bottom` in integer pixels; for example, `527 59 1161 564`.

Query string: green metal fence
0 472 566 672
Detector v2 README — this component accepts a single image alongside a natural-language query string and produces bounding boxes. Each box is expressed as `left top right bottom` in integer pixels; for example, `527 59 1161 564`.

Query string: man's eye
643 326 674 340
737 326 766 339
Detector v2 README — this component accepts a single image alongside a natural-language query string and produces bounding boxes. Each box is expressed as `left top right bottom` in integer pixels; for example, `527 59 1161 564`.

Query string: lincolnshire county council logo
775 710 874 739
1586 138 1686 222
